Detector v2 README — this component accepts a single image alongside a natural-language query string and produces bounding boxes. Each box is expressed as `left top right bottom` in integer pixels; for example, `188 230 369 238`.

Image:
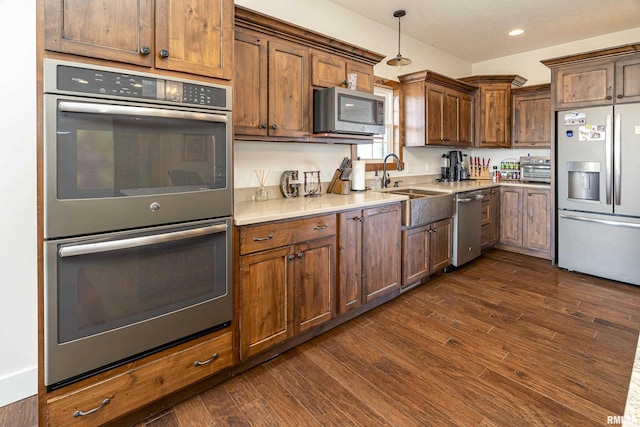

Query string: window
356 85 394 160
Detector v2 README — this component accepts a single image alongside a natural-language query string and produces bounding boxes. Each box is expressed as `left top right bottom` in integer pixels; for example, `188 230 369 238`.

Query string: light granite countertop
233 180 550 226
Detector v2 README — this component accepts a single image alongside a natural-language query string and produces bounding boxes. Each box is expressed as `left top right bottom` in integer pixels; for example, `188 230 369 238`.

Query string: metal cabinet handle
313 224 328 230
271 124 278 130
297 252 304 259
159 49 170 58
606 95 612 100
253 233 274 241
73 398 111 418
617 94 624 99
194 352 219 367
140 46 151 55
288 254 295 261
259 123 268 129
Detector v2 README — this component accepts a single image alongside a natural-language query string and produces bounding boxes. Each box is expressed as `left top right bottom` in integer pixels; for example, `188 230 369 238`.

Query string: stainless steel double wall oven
43 59 233 388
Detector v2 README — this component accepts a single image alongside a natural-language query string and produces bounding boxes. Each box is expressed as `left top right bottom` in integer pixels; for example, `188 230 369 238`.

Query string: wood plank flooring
3 249 640 426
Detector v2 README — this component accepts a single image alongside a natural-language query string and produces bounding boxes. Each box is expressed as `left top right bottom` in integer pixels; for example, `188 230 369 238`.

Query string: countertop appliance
452 190 484 267
43 59 233 388
557 106 640 286
520 156 551 183
313 87 385 135
441 150 471 182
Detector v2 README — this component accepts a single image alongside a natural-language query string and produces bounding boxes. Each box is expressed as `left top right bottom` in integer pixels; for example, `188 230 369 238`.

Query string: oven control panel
52 62 229 109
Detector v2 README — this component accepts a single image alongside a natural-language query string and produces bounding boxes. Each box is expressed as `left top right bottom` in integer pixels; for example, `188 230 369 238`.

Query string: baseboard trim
0 367 37 408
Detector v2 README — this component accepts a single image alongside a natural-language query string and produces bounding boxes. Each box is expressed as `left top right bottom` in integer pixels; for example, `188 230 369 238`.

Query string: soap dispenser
370 170 382 189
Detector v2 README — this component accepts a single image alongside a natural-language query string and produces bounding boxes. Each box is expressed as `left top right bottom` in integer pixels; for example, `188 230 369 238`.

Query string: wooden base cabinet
497 186 551 259
401 218 452 287
337 204 401 313
480 187 500 249
46 330 233 427
44 0 234 79
238 215 336 360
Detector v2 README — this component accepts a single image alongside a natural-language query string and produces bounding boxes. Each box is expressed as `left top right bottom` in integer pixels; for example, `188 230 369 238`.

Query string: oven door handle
58 101 228 123
58 224 228 258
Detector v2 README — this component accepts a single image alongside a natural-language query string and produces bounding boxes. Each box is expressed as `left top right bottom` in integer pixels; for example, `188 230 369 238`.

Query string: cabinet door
155 0 233 79
615 55 640 104
239 247 293 360
401 225 430 286
459 93 474 146
44 0 154 66
337 210 363 313
523 188 551 252
499 187 523 246
268 40 310 138
429 218 453 272
234 30 269 136
362 205 401 302
294 237 336 332
443 90 459 144
555 60 614 108
489 188 500 246
426 85 445 145
478 85 510 147
311 52 346 88
512 92 551 147
346 61 375 93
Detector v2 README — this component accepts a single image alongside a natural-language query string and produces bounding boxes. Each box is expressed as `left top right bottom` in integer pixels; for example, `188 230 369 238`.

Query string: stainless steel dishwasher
452 190 484 267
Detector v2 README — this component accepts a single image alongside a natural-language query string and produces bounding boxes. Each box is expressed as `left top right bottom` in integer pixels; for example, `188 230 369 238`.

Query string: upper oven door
44 94 232 238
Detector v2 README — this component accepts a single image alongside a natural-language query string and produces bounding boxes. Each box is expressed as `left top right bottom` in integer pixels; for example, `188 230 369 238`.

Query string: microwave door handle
58 224 228 258
58 101 228 123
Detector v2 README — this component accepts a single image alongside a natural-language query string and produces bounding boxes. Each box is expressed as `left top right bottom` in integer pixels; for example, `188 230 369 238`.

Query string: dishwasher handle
457 193 484 203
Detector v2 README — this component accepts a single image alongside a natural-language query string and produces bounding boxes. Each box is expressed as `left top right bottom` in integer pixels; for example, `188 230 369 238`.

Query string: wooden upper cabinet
44 0 233 79
399 70 476 147
542 44 640 108
311 51 375 92
512 84 551 148
615 55 640 103
155 0 233 79
554 60 614 108
460 75 527 148
234 30 268 136
45 0 154 67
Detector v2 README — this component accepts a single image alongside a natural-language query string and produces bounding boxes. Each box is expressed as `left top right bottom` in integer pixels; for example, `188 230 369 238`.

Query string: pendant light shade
387 10 412 67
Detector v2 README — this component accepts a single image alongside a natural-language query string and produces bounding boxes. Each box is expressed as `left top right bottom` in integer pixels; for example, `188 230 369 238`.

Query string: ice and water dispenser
566 161 600 201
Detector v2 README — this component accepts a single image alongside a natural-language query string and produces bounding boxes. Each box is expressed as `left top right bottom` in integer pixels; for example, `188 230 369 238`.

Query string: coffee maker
441 151 470 181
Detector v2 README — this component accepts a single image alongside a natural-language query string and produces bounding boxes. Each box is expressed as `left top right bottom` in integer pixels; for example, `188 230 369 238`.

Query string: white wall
0 1 38 407
473 27 640 85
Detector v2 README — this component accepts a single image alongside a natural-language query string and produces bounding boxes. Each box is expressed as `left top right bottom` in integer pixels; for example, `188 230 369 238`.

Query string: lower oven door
44 218 232 388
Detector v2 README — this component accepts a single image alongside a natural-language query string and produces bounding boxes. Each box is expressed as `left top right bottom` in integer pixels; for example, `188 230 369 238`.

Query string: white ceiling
328 0 640 63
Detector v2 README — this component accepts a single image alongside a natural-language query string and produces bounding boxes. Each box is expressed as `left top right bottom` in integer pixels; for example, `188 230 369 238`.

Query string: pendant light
387 10 412 67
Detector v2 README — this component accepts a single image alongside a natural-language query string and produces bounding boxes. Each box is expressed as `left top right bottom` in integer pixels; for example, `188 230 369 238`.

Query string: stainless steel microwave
313 87 385 136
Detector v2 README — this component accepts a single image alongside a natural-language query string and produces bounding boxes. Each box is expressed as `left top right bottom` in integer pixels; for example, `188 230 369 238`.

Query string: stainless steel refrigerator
557 105 640 286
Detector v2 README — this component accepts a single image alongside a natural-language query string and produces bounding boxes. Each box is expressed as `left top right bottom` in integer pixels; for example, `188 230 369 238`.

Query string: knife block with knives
327 157 352 195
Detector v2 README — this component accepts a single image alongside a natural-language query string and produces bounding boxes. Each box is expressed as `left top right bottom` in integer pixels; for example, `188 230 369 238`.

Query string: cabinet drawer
240 214 336 254
47 331 233 427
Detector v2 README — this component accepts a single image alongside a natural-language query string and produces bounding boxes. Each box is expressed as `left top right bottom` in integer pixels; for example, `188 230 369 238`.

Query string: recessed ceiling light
509 29 524 36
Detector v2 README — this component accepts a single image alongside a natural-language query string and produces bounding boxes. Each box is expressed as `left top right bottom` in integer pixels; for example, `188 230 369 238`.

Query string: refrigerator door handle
614 113 621 206
605 114 612 205
559 213 640 229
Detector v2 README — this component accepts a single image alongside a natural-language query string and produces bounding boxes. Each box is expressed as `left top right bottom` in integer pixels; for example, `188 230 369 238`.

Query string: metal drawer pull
313 224 329 230
194 353 219 367
73 398 110 418
253 233 274 241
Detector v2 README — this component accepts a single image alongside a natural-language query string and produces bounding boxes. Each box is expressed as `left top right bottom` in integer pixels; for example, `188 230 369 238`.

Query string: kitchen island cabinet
237 214 336 360
337 203 401 313
497 186 551 259
44 0 234 80
401 218 452 287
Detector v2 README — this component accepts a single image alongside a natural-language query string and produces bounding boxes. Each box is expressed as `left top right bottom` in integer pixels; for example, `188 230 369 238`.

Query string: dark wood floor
4 250 640 427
